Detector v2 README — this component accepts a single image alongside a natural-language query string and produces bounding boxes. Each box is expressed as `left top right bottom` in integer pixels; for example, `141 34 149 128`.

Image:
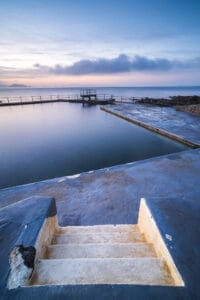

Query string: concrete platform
103 103 200 146
1 148 200 226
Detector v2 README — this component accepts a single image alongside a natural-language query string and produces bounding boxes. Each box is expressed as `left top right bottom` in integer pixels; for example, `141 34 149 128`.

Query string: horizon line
1 85 200 89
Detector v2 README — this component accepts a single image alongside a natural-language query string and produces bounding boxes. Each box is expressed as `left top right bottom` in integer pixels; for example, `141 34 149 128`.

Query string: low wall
101 107 200 148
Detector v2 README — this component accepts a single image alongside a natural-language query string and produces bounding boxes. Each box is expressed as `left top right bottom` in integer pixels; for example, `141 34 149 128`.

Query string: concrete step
31 258 174 286
52 231 145 244
47 243 156 259
57 224 139 234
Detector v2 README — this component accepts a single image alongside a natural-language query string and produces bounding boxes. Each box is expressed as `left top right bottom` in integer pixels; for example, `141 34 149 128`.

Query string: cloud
34 54 200 76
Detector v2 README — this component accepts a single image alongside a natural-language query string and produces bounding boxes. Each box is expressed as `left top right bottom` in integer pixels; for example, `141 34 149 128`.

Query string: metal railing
0 94 142 105
115 96 142 103
0 94 81 104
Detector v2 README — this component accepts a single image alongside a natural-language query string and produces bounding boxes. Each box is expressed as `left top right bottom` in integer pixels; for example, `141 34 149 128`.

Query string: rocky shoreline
135 95 200 117
136 95 200 106
175 104 200 117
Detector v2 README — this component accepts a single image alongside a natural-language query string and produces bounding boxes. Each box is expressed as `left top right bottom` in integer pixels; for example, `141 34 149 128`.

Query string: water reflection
0 103 189 188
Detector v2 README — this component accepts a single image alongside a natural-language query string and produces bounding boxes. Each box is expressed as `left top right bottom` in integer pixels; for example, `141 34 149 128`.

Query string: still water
0 86 200 99
0 102 188 189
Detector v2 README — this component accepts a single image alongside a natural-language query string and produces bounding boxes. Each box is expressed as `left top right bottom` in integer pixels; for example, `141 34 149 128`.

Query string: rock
7 245 36 289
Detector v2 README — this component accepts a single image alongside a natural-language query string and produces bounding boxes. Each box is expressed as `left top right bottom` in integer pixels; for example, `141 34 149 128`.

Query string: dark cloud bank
34 54 200 75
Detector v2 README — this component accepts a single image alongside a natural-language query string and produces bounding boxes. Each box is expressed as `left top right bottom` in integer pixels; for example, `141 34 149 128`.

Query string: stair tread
47 243 156 259
31 258 174 286
53 231 144 244
57 224 138 234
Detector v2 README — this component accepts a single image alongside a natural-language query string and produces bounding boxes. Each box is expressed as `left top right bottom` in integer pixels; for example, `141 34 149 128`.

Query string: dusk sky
0 0 200 87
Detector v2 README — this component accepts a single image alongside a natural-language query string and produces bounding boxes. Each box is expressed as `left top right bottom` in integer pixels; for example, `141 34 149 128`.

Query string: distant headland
8 84 31 88
0 84 31 88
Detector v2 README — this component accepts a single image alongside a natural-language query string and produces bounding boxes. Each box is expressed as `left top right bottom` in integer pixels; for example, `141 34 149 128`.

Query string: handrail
0 94 139 104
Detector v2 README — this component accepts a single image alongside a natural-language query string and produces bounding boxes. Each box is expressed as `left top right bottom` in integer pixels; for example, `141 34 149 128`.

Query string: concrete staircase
31 224 174 286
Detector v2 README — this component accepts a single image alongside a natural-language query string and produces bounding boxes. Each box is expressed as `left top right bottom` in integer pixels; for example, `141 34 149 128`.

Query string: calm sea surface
0 86 200 98
0 101 188 189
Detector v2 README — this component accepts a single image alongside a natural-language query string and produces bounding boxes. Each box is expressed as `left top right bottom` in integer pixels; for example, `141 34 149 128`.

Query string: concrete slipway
0 104 200 299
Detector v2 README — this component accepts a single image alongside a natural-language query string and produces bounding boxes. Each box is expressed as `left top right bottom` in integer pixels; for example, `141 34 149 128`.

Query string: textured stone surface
31 258 174 286
1 149 200 227
47 243 156 259
7 246 35 289
32 223 170 286
57 224 139 233
53 231 145 244
107 103 200 145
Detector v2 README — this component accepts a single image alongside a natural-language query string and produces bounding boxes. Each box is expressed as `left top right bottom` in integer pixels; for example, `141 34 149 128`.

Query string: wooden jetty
0 89 116 107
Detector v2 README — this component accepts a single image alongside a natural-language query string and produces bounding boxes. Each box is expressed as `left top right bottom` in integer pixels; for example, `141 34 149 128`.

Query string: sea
0 86 200 99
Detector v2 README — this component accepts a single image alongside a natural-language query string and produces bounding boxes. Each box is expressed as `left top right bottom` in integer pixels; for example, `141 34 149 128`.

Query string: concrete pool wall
101 106 200 148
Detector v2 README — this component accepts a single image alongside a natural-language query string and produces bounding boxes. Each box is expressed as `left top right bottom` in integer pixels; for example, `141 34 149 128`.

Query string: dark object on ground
18 245 36 269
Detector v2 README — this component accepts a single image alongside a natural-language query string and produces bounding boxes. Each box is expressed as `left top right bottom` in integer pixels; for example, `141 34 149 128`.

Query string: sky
0 0 200 87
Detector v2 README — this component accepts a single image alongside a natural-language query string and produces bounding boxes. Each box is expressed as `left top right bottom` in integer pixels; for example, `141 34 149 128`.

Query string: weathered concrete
144 196 200 299
101 107 199 148
53 231 145 244
57 224 139 233
138 198 184 286
0 196 56 295
32 258 173 286
47 243 156 259
34 213 179 287
1 149 200 227
103 103 200 146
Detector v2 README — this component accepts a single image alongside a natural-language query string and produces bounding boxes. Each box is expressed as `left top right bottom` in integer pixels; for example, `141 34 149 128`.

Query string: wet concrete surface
108 103 200 146
0 149 200 227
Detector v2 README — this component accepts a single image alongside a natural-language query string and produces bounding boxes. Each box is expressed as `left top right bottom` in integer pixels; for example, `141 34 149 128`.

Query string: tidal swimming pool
0 103 189 189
